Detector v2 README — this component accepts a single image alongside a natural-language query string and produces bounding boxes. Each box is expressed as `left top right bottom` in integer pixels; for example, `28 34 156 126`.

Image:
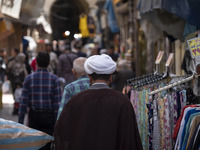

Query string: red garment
172 104 200 139
31 58 37 71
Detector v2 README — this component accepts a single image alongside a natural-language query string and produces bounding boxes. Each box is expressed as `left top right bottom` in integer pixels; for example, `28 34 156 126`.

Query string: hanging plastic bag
14 87 23 103
2 80 11 94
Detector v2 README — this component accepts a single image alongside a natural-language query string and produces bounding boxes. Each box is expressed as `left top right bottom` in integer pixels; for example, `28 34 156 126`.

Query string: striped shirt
57 76 90 119
18 69 61 124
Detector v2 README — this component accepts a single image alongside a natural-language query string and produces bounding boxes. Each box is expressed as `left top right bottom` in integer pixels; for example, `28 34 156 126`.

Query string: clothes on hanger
130 82 167 150
174 105 200 150
187 122 200 150
126 73 200 150
128 79 197 149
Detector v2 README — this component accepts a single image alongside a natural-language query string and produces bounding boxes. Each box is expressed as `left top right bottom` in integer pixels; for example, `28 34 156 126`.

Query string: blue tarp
138 0 200 28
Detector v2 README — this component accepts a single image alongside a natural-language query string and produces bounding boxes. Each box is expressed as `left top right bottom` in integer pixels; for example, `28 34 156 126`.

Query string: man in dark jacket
54 54 143 150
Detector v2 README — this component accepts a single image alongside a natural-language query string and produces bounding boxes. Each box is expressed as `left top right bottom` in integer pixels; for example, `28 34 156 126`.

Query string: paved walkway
0 94 18 122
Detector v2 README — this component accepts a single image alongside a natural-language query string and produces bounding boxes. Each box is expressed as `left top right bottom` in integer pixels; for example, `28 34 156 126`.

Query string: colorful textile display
130 84 190 150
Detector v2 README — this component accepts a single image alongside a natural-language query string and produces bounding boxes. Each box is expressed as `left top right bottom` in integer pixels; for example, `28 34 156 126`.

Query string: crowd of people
0 38 139 150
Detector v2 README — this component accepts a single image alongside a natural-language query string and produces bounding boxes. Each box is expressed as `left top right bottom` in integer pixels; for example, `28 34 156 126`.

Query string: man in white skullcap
54 54 143 150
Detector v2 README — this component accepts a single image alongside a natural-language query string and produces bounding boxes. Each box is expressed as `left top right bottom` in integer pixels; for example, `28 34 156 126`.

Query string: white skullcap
84 54 116 74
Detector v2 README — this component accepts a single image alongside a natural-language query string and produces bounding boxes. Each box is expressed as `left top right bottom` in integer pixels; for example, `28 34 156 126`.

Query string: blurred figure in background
22 37 31 74
57 44 78 86
99 49 107 55
112 59 134 92
52 40 61 57
12 53 28 89
6 48 20 115
8 51 28 115
6 48 20 81
12 53 28 114
45 43 58 74
73 40 87 57
30 57 37 72
31 42 59 74
0 49 6 83
107 45 119 62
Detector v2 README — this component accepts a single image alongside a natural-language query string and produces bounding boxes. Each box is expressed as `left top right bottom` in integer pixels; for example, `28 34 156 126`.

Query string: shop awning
137 0 200 28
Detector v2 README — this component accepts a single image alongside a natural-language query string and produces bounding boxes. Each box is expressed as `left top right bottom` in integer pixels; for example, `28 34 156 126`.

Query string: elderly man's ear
109 74 112 83
72 69 76 76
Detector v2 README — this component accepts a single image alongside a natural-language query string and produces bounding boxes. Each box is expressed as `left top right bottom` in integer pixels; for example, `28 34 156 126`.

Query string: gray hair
73 57 87 75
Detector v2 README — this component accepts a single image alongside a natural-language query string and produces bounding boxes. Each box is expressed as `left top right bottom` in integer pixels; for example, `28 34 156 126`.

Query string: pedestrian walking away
57 57 90 119
18 52 61 150
54 54 143 150
57 43 78 86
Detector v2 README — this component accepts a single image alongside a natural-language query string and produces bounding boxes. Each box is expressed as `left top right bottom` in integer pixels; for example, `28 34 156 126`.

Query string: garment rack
148 74 195 95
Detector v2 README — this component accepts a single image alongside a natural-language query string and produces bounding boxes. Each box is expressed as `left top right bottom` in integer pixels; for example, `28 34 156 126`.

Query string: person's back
19 52 61 150
56 88 141 150
73 42 87 57
57 46 78 84
45 43 58 74
54 54 143 150
6 48 20 115
6 48 19 83
57 57 90 119
12 53 28 87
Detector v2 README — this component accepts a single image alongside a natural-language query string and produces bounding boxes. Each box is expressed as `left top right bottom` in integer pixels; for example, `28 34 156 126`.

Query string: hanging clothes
129 83 197 149
131 87 150 150
79 14 89 37
152 93 161 150
186 115 200 149
126 74 200 150
174 105 200 150
187 122 200 150
104 0 120 33
130 82 167 150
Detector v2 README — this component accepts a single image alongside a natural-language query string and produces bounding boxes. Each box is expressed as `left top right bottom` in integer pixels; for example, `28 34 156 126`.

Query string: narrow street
0 0 199 149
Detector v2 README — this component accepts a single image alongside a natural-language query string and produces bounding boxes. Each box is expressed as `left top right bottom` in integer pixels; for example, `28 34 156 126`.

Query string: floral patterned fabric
129 84 188 150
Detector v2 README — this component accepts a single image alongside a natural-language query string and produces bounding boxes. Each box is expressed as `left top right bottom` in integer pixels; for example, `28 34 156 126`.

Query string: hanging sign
187 37 200 58
165 53 174 67
155 51 164 65
0 0 22 19
0 17 14 41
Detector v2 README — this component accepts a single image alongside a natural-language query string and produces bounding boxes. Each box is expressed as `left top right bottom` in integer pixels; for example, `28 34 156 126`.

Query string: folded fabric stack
0 118 53 150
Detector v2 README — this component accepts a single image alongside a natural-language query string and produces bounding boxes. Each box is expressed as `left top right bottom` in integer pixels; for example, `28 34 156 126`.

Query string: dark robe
54 84 143 150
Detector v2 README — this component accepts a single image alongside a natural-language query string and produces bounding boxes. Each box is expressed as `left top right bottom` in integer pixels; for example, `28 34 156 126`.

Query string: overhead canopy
138 0 200 28
141 9 185 40
137 0 200 28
